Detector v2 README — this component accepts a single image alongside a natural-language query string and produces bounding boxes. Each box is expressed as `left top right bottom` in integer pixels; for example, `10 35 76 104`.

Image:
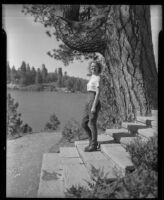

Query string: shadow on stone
42 170 62 181
98 139 116 145
145 119 153 127
112 132 135 142
128 125 148 134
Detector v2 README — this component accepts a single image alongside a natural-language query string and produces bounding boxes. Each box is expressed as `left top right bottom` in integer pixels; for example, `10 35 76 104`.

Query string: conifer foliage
7 93 32 138
44 113 61 131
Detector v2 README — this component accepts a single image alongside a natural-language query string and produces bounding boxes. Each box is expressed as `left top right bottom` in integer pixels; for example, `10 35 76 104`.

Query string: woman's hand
91 107 96 113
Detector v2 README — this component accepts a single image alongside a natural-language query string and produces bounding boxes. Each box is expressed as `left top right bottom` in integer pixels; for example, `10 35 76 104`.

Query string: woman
81 61 102 152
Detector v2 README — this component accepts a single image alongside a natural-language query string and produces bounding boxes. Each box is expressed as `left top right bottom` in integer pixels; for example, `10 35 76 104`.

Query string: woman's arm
91 87 100 113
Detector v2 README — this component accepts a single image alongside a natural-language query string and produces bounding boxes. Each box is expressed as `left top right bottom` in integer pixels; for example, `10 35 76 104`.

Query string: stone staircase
37 110 158 197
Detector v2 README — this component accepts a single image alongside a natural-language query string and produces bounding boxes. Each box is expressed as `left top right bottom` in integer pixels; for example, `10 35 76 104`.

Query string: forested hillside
7 61 87 93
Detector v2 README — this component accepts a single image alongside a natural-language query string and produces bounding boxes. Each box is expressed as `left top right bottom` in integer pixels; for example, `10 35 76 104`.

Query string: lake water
7 90 87 132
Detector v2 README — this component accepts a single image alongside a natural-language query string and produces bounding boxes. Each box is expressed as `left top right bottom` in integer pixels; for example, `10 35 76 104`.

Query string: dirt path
7 132 62 197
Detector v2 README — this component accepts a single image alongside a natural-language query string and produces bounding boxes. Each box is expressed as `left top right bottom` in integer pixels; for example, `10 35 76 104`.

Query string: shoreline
7 83 86 94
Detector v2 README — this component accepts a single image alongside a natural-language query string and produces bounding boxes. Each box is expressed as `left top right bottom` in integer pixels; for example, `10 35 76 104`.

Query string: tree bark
55 5 158 128
99 5 157 127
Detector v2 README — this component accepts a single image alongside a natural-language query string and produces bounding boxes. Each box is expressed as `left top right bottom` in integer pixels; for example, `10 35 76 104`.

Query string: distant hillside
7 61 87 93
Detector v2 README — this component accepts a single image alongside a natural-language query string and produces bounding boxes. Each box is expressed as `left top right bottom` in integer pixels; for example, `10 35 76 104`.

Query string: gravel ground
6 132 62 198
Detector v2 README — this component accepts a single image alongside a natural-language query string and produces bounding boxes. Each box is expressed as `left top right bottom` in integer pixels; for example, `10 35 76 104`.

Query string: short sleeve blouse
87 75 100 92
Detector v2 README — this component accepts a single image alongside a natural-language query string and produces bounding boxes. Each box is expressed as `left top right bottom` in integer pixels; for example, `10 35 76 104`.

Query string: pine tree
10 66 17 84
35 68 43 84
19 61 27 86
53 68 58 82
26 64 32 85
7 93 23 137
66 78 74 92
41 64 48 83
62 71 68 87
64 71 67 77
57 67 63 87
31 67 36 84
7 62 11 83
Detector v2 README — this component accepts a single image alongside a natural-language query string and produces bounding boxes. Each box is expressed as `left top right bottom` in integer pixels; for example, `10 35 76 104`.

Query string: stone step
75 134 114 146
62 163 92 195
105 128 129 137
121 121 146 129
121 122 147 134
105 128 149 146
136 116 157 127
97 134 115 142
60 147 80 158
136 116 157 123
101 143 134 175
58 147 92 195
76 144 118 178
37 153 65 198
112 132 135 143
151 121 158 128
59 147 84 165
152 109 158 116
138 128 157 138
115 134 137 144
119 136 148 147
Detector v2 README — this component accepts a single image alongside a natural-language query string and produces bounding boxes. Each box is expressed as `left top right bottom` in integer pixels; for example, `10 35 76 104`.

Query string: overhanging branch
55 15 107 53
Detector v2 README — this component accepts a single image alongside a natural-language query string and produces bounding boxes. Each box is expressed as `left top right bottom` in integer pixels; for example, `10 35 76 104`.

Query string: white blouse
87 74 100 92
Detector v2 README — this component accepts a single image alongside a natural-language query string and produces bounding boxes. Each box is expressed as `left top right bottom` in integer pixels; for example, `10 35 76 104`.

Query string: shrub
62 119 87 142
7 93 23 137
125 134 158 171
44 113 60 131
7 93 33 137
66 165 158 198
21 123 32 134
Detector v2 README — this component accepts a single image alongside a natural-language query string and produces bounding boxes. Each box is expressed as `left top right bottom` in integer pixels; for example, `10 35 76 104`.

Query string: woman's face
90 63 99 75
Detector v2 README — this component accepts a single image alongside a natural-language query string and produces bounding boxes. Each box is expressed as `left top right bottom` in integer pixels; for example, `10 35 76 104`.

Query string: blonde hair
87 61 102 76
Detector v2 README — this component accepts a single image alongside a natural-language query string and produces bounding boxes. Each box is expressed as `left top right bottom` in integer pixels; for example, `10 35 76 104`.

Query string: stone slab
136 116 157 123
101 144 133 172
136 116 158 127
75 140 89 146
121 122 148 135
105 128 129 137
74 134 114 146
138 128 157 138
62 157 84 165
37 153 64 198
76 144 118 179
121 122 146 129
97 134 114 142
60 147 80 158
151 121 158 128
63 163 92 192
112 132 135 143
152 110 158 116
120 136 148 146
76 144 110 161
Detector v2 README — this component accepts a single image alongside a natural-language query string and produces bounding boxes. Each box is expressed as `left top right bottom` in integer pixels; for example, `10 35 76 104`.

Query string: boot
84 139 92 151
84 144 97 152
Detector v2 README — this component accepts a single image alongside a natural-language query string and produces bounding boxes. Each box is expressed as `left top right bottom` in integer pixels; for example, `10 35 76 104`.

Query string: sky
2 5 162 79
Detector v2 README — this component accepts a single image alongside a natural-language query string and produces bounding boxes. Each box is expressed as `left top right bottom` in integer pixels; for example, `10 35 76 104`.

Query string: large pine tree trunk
98 5 158 128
